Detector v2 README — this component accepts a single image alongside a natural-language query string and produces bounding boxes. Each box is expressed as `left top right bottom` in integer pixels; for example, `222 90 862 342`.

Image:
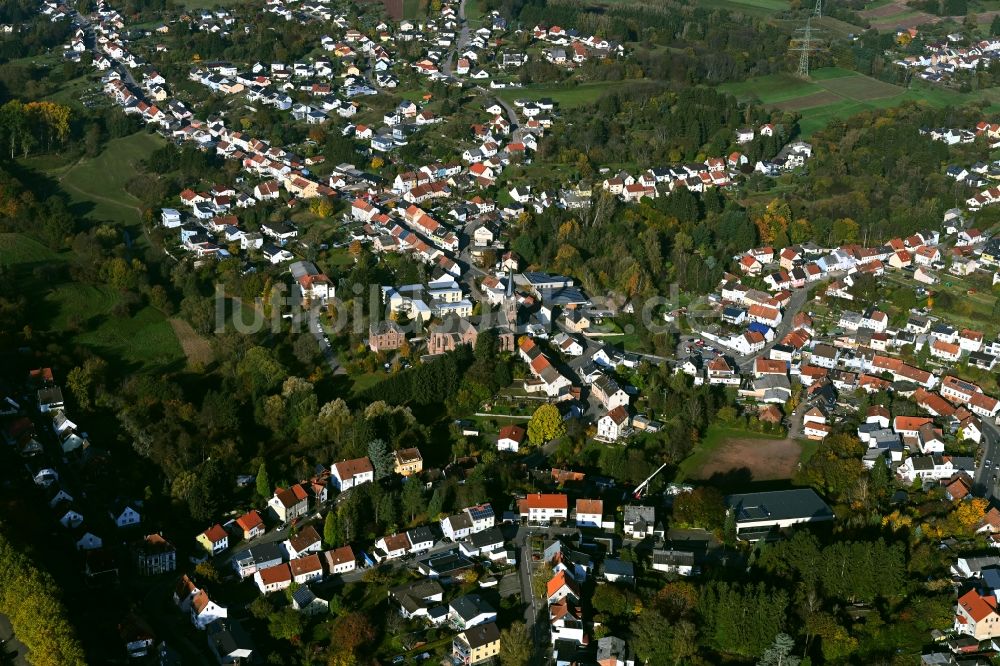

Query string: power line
790 17 822 78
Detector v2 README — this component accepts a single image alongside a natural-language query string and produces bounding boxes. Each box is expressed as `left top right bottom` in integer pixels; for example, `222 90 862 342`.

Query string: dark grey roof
233 542 283 565
291 586 316 607
418 548 473 576
406 525 435 544
206 619 253 658
465 526 504 549
596 636 629 663
726 489 833 524
461 621 500 649
603 558 634 577
652 549 695 566
449 594 495 621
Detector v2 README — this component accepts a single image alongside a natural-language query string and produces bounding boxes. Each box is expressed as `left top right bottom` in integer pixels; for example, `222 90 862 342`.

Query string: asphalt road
974 420 1000 498
441 0 470 76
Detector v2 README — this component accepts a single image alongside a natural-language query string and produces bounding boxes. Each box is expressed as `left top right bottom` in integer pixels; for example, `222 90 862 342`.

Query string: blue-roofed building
983 567 1000 593
747 321 773 338
722 307 746 325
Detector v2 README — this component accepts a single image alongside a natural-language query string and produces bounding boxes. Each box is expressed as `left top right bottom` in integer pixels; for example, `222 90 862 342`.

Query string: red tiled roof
958 588 999 622
202 524 227 543
257 563 292 586
498 425 525 442
521 493 568 510
236 510 264 532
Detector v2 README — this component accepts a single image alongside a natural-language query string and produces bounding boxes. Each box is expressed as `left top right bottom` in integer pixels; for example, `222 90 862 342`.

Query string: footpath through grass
23 131 165 228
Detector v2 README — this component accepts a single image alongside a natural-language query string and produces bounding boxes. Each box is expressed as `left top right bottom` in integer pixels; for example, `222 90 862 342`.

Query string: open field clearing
719 67 1000 136
677 424 815 481
42 284 184 371
169 318 215 367
690 437 806 481
23 132 165 228
690 0 791 16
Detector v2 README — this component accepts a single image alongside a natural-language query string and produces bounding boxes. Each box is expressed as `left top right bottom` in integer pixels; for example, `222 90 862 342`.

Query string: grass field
0 233 65 270
402 0 421 19
677 424 808 481
43 284 185 371
465 0 484 25
720 67 1000 136
24 132 165 228
497 80 647 108
690 0 790 16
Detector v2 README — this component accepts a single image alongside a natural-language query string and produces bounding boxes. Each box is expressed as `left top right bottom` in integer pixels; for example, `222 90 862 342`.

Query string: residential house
331 457 374 491
623 505 657 539
284 525 322 559
452 622 500 665
196 524 229 556
497 425 526 452
603 558 635 585
651 549 695 576
547 570 580 604
597 406 631 443
449 594 497 629
254 563 292 594
393 447 423 476
235 510 265 541
135 533 177 575
575 499 603 529
955 588 1000 640
323 545 356 575
232 543 284 579
407 526 435 554
289 554 324 584
519 493 569 524
375 532 412 561
268 484 310 524
368 320 406 352
390 579 445 619
458 527 505 558
109 501 141 528
190 590 227 630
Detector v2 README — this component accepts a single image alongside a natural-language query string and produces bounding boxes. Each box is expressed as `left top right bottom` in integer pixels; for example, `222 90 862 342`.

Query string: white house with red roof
518 493 569 524
955 588 1000 639
497 425 526 452
331 457 374 491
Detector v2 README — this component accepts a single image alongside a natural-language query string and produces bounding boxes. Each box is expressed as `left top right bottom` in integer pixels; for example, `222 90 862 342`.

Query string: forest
482 0 791 82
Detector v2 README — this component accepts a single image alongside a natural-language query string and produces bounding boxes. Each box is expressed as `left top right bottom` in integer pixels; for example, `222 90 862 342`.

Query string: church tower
502 268 518 330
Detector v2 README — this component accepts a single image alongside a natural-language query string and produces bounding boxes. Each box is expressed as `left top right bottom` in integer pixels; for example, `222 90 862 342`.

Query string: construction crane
633 462 669 499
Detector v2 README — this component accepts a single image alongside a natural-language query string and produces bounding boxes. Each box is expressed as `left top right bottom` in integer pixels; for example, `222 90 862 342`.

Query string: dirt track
692 437 803 481
169 318 214 367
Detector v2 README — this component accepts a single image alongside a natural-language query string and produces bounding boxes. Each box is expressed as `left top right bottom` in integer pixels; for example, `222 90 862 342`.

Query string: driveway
0 615 29 666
